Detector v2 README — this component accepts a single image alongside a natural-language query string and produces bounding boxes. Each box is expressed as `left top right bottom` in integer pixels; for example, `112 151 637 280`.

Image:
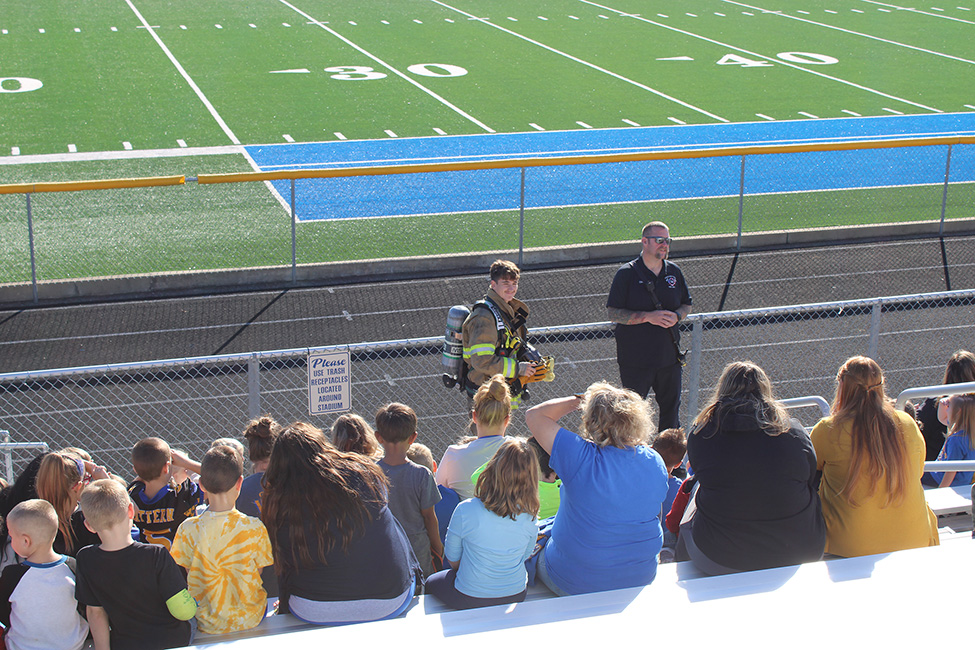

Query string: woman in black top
916 350 975 463
678 361 825 574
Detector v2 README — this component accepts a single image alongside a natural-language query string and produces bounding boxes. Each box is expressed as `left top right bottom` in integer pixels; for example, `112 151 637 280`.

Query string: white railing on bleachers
0 430 48 484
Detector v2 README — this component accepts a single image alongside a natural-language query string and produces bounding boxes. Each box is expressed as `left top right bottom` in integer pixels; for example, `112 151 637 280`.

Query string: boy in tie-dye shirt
171 446 273 635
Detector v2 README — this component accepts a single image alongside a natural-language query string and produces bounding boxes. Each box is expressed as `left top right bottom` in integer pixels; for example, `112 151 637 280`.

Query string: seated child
407 442 437 474
928 394 975 487
76 479 197 650
331 413 382 458
425 438 539 610
470 437 562 519
127 438 204 550
171 446 274 635
0 499 89 650
374 403 443 577
652 428 688 519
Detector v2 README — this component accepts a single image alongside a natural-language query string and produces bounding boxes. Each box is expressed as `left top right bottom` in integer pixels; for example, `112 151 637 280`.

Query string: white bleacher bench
187 542 974 649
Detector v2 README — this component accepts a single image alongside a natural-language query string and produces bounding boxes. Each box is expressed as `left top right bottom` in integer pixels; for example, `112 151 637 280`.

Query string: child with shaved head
0 499 89 650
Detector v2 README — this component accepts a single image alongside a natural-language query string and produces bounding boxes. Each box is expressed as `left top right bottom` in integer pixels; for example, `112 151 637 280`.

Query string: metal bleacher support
0 430 49 484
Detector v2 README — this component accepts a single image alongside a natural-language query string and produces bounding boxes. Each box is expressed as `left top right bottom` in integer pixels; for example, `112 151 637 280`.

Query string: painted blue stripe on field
245 114 975 221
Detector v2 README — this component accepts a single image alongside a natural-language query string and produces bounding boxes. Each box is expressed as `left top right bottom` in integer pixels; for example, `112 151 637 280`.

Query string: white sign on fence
308 350 351 415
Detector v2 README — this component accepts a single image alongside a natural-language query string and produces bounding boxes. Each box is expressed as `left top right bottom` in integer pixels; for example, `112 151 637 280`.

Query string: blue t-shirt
445 498 536 599
544 428 669 595
929 430 975 486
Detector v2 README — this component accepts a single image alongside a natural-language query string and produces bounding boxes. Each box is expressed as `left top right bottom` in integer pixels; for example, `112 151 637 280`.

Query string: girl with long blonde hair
36 451 109 556
810 356 938 557
425 437 540 610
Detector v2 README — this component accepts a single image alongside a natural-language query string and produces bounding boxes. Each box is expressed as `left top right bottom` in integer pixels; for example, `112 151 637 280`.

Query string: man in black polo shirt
606 221 692 430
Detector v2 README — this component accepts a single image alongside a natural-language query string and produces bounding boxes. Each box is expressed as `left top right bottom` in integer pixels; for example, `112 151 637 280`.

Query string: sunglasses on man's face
646 236 672 245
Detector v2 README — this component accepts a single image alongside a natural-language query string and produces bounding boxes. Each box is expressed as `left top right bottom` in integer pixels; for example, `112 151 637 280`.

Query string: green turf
3 0 975 283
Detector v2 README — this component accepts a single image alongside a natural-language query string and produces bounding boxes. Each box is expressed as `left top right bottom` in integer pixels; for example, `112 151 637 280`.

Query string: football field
3 0 975 279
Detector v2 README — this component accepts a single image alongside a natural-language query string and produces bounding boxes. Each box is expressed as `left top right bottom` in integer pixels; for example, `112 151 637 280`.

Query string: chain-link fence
2 138 974 298
1 289 972 481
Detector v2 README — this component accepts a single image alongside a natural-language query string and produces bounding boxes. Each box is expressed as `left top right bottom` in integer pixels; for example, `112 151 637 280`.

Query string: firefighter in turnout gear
462 260 536 407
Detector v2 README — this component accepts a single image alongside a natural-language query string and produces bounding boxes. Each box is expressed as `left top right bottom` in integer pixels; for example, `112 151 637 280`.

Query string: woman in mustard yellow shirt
810 356 938 557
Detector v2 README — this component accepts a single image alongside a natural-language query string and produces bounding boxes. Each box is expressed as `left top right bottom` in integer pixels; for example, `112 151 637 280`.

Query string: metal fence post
2 431 11 486
940 144 952 238
248 353 261 419
26 193 39 304
290 179 298 284
867 301 883 361
736 155 746 251
685 318 704 419
518 167 526 266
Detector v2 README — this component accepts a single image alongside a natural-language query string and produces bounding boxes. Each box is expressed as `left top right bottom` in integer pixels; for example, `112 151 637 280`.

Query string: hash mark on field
1 30 7 35
384 129 398 137
529 123 545 131
250 23 257 28
798 111 818 118
576 121 593 128
68 144 77 153
742 12 754 15
111 26 118 31
878 8 891 12
715 12 726 16
283 134 295 142
333 132 347 140
964 104 975 110
668 117 686 124
433 127 447 135
686 13 698 17
825 9 838 14
932 7 945 11
215 24 223 29
123 141 133 150
445 18 454 22
39 28 45 33
180 25 187 29
382 20 391 24
622 119 640 126
538 16 548 20
756 113 775 120
852 8 864 12
177 139 187 148
349 21 357 25
11 147 19 156
507 16 518 21
960 7 972 11
658 14 669 18
797 10 810 14
283 23 291 26
842 109 862 116
414 19 423 23
74 28 81 32
599 14 610 18
569 15 580 19
882 107 904 114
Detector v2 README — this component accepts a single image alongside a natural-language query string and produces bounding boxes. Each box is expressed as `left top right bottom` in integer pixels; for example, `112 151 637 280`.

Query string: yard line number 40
717 52 838 67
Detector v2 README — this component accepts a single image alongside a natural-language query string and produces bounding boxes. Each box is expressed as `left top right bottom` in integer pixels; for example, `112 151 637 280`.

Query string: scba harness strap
465 298 530 397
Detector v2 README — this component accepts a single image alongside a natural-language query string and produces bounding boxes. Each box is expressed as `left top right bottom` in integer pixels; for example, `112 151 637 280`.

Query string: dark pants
619 362 682 430
425 568 527 610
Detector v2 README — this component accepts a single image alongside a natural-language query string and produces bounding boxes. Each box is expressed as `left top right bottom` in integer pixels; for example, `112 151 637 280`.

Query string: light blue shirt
445 498 537 599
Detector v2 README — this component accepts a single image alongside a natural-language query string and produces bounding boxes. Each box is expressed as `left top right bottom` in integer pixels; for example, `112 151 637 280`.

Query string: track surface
1 234 971 375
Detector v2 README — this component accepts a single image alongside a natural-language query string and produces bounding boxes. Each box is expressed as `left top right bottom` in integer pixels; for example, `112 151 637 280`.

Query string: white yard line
860 0 975 25
123 0 241 145
581 0 942 114
726 0 975 65
429 0 728 123
0 145 246 166
277 0 495 133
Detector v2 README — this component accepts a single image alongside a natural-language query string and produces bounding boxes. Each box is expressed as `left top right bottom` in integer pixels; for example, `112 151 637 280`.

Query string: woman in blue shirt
526 382 669 596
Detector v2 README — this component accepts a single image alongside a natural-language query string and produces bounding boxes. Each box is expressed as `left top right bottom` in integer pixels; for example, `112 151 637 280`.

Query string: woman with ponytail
811 356 938 557
436 375 511 500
